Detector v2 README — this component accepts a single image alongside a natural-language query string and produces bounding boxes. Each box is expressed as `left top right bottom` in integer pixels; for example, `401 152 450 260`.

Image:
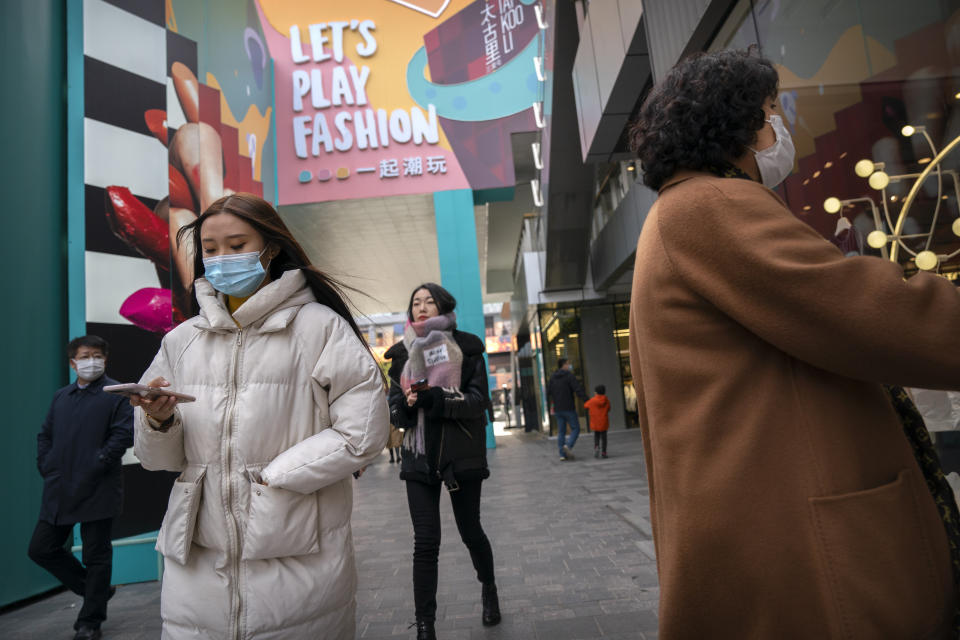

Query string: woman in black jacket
385 283 500 640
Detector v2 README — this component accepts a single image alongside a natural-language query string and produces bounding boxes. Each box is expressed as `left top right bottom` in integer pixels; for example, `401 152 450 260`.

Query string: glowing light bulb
901 125 916 137
868 171 890 190
915 251 939 271
953 218 960 237
854 159 875 178
823 197 842 214
867 230 888 249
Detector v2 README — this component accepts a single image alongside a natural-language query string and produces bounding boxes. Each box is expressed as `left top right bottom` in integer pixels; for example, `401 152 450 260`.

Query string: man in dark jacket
547 358 586 460
28 335 133 640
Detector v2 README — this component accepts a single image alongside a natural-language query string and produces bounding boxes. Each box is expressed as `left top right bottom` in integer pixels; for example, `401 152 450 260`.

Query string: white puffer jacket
134 270 389 640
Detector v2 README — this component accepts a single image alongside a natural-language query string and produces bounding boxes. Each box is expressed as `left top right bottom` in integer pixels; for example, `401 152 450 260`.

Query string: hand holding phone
104 383 196 402
110 377 192 425
410 378 429 392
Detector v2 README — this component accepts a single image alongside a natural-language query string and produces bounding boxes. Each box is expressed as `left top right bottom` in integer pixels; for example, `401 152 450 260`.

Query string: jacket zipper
454 419 472 438
224 329 243 639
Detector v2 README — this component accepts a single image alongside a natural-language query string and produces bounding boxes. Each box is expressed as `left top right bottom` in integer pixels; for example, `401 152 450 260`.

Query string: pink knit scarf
400 312 462 454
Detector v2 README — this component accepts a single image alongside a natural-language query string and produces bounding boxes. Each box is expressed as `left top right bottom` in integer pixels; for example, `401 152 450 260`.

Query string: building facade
510 0 960 438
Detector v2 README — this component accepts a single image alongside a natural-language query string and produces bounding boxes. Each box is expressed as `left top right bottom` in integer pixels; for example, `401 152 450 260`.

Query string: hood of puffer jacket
193 269 317 333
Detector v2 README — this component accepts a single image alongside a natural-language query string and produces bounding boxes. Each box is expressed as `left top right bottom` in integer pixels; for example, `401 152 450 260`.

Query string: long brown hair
176 193 374 358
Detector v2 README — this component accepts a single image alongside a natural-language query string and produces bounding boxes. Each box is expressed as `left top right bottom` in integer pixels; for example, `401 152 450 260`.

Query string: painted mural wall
79 0 276 561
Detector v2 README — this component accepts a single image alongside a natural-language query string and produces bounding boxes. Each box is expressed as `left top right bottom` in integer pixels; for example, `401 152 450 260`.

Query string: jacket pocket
242 477 320 561
809 469 948 640
156 464 206 565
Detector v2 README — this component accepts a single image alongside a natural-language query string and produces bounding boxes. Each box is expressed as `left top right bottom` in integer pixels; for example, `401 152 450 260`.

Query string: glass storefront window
539 307 585 435
613 303 638 429
714 1 960 276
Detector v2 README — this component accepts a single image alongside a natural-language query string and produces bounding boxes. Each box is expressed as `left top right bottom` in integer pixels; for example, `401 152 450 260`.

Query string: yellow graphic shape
166 0 177 32
206 73 273 182
777 26 896 159
258 0 476 153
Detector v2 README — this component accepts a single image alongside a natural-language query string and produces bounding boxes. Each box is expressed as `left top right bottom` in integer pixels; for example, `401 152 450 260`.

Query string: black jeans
594 430 608 454
405 479 495 622
28 518 113 630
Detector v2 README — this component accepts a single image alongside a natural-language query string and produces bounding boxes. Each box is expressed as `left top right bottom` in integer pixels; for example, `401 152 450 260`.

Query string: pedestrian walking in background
385 283 500 640
500 383 513 428
131 193 389 639
28 335 133 640
584 385 611 458
629 47 960 638
547 358 586 460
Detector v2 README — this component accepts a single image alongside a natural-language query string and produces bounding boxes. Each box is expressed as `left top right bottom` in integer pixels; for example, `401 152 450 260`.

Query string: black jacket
37 375 134 524
385 330 491 487
547 368 586 412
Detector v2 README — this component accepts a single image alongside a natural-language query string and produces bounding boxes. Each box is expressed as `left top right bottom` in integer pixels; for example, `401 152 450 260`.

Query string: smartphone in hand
104 383 196 402
410 378 429 392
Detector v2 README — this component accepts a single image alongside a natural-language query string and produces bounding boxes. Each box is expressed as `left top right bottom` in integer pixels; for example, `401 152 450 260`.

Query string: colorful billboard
256 0 542 204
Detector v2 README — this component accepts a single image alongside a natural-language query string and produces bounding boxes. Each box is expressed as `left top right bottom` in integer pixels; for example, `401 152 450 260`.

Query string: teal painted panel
0 0 69 607
473 187 515 205
433 190 496 449
67 0 85 361
72 531 162 585
111 543 162 585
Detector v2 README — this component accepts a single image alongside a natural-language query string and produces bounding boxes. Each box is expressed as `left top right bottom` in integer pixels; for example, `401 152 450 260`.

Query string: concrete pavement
0 427 659 639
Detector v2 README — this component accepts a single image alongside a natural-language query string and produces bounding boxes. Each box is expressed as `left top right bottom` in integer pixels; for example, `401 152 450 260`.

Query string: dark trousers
594 430 608 454
28 518 113 630
405 479 495 622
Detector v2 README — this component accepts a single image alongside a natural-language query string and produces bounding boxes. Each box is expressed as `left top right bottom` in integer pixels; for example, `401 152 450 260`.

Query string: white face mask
74 357 105 381
752 115 795 188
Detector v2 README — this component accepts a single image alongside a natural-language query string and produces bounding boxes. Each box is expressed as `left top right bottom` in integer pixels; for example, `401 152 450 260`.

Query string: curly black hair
630 48 779 190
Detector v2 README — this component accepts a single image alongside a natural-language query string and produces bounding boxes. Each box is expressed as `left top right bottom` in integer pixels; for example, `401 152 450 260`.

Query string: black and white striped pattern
80 0 186 544
82 0 168 383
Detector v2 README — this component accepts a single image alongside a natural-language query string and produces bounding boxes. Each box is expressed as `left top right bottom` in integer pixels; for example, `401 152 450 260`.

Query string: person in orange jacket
584 385 611 458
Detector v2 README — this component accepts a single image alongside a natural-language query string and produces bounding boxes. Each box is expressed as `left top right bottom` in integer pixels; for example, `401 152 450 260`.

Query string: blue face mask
203 248 269 297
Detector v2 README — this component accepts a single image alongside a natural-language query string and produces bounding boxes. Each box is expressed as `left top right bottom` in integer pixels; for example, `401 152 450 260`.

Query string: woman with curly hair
628 48 960 638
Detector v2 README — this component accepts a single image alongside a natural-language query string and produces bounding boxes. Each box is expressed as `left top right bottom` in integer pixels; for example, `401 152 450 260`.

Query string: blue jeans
555 410 580 455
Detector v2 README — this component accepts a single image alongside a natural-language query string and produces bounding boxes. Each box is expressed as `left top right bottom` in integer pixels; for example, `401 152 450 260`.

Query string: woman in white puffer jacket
131 193 389 639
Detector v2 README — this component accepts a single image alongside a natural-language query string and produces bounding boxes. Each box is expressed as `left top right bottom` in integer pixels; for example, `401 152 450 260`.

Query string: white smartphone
103 383 196 403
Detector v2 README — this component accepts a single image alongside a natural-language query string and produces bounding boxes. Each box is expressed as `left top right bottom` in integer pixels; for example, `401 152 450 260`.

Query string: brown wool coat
628 171 960 640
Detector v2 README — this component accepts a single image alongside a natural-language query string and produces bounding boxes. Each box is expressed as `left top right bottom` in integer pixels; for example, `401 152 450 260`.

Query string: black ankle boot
481 582 501 626
415 618 436 640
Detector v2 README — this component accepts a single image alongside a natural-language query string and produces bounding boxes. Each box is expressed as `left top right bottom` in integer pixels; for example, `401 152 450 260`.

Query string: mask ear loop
749 118 780 154
260 244 278 279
